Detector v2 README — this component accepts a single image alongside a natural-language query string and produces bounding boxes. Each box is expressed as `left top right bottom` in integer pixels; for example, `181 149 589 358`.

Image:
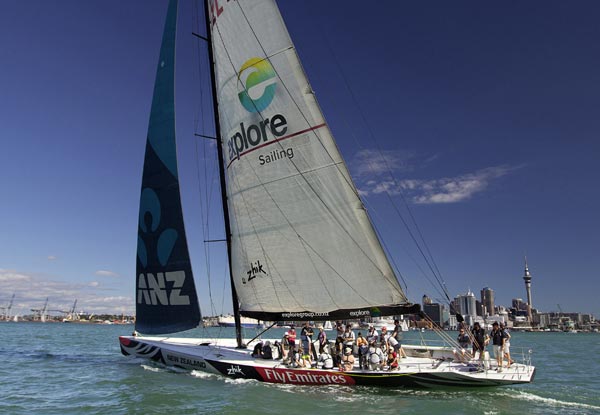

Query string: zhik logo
237 57 277 112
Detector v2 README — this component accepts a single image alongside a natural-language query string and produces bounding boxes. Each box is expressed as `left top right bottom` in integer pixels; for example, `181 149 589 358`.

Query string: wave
190 370 219 380
499 390 600 411
140 364 164 373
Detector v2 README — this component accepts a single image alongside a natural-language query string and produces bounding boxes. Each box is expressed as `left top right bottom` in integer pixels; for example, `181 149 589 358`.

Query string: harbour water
1 323 599 414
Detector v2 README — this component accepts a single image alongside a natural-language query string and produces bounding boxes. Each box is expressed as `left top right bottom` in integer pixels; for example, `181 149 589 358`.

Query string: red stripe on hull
254 367 355 385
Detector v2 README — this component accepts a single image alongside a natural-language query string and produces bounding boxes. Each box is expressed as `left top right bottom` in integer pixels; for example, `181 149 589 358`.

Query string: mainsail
135 0 201 334
208 0 416 321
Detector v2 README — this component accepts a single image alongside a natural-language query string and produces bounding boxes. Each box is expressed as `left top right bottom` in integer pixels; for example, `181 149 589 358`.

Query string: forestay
208 0 415 321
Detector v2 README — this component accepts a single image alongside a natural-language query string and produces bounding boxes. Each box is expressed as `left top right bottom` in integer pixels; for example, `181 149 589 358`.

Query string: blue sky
1 1 599 318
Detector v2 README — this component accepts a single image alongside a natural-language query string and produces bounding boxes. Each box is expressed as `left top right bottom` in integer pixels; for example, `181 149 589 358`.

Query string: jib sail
135 0 201 334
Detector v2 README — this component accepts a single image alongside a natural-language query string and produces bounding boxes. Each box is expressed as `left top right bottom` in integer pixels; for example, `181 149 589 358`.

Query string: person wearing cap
490 322 506 372
471 321 487 362
342 324 355 350
367 325 378 343
367 340 384 371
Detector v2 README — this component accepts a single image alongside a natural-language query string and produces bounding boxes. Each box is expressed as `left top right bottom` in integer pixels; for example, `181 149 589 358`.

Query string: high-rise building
456 290 477 319
422 294 432 306
523 258 533 322
481 287 495 316
423 303 445 328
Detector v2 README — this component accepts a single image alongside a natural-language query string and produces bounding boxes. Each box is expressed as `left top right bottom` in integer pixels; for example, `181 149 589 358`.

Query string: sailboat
119 0 535 387
217 315 264 329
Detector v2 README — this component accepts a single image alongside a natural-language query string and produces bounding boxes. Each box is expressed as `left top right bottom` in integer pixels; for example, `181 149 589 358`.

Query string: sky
1 1 599 318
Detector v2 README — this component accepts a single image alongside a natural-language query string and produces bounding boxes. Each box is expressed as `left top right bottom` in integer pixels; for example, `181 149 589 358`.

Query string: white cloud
0 269 133 315
352 149 415 177
410 165 520 204
95 270 120 278
47 256 57 261
358 164 522 204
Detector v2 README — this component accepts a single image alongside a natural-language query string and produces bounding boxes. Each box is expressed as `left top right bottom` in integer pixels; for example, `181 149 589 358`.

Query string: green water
0 323 598 414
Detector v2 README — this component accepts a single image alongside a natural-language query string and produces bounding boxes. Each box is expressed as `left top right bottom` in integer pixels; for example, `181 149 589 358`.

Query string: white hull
120 336 535 388
368 318 409 332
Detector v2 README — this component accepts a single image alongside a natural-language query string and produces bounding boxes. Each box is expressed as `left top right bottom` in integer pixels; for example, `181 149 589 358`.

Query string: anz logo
137 187 190 306
137 271 190 306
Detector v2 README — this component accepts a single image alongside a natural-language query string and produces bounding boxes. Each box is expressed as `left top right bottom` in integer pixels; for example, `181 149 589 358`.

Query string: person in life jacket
356 332 369 369
317 345 334 369
367 341 384 371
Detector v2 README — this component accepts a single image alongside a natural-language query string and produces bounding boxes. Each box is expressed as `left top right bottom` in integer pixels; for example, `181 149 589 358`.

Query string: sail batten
135 0 201 334
209 0 410 320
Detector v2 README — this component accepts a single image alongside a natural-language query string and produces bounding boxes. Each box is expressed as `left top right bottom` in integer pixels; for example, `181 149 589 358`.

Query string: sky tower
523 257 533 322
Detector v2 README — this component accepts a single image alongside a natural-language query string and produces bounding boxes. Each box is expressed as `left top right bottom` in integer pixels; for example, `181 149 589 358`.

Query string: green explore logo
237 57 277 112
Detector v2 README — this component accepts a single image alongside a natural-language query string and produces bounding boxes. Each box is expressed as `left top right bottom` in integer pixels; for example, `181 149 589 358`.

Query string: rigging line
361 196 448 301
194 0 219 222
324 57 450 304
194 133 217 140
192 0 209 146
310 9 451 301
194 0 221 317
194 137 214 315
215 6 403 296
421 313 457 348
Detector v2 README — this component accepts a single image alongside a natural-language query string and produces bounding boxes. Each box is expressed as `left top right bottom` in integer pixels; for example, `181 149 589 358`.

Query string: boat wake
140 364 164 373
190 370 255 385
190 370 216 380
499 390 600 411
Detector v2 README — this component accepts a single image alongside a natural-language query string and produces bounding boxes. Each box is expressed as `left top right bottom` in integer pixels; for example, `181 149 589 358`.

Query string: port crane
1 293 15 321
49 299 79 321
30 298 49 322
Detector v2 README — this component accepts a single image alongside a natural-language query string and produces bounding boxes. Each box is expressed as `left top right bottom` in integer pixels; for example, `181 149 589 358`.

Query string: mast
202 0 244 348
